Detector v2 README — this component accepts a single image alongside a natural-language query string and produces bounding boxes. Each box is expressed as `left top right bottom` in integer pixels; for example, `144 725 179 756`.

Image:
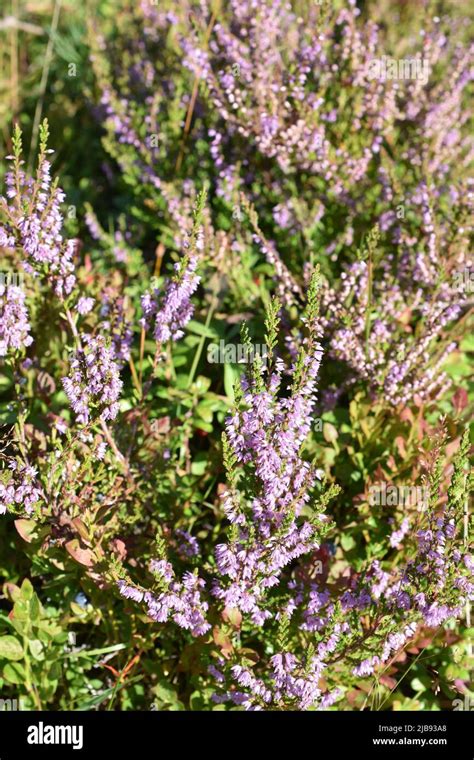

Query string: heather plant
88 1 472 411
0 0 472 713
89 1 472 262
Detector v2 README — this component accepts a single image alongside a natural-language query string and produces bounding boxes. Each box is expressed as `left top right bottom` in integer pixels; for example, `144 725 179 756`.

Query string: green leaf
340 534 356 551
186 320 219 339
51 32 82 64
9 616 25 636
13 599 29 621
20 579 34 600
2 583 21 603
191 458 208 476
3 661 26 685
152 679 184 709
196 404 213 423
189 690 205 710
75 675 142 710
193 419 213 433
29 594 41 622
193 375 212 394
224 363 241 400
0 374 13 392
70 643 127 658
0 636 23 661
49 661 62 681
70 601 88 616
0 405 17 425
28 639 44 660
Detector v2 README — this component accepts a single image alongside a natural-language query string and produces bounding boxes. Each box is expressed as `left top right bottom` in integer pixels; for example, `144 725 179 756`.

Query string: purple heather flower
118 580 144 603
141 253 200 347
118 551 210 637
176 529 200 559
0 283 33 356
353 656 380 677
84 208 102 241
1 155 77 299
96 441 108 460
54 417 68 435
62 333 122 425
100 294 133 367
215 318 325 622
214 645 335 711
0 462 43 516
76 296 95 315
150 558 175 583
389 517 410 547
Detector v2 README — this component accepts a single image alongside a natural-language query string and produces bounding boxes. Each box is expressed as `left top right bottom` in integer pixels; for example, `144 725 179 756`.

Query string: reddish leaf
394 436 407 459
110 538 127 561
212 626 233 658
222 607 242 629
379 674 397 689
36 371 56 396
65 539 95 567
452 387 468 415
386 455 397 471
71 518 90 543
347 689 364 707
14 519 38 544
239 647 260 666
400 407 414 423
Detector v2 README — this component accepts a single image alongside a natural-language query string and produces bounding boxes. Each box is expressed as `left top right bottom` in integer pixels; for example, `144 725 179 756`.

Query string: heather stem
100 418 129 476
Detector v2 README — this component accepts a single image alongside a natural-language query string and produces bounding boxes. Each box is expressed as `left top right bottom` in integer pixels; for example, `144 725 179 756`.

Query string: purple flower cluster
0 283 33 356
389 517 410 548
99 293 133 367
118 559 210 637
180 0 372 185
0 151 76 299
267 441 473 686
62 334 123 424
212 638 343 710
0 462 43 516
321 259 464 406
176 529 200 559
76 296 95 316
353 622 419 677
141 252 200 346
214 326 325 624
